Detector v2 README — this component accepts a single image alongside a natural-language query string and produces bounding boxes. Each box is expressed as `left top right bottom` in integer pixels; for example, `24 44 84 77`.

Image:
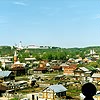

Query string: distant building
92 73 100 83
11 51 26 76
0 71 15 81
11 62 26 76
0 56 13 69
33 67 48 74
74 67 91 82
27 45 40 49
88 49 100 60
41 84 67 99
25 57 36 63
14 51 17 63
51 66 62 72
90 49 96 55
33 61 48 73
15 41 24 50
62 64 77 75
27 45 50 49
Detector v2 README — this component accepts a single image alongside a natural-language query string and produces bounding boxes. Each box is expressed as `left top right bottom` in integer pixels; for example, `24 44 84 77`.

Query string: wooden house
33 67 48 74
41 84 67 100
51 66 62 72
74 67 91 82
62 64 77 75
33 61 48 74
11 62 25 76
11 51 26 76
92 73 100 83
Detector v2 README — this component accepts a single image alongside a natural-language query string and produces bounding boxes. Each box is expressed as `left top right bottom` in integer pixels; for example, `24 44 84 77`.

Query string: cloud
13 1 27 6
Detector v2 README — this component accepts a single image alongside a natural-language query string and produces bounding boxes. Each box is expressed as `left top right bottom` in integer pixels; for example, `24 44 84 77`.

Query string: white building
15 41 24 50
27 45 40 49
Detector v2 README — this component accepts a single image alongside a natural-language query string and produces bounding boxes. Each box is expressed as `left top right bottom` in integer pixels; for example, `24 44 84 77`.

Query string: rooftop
0 71 11 77
48 84 67 93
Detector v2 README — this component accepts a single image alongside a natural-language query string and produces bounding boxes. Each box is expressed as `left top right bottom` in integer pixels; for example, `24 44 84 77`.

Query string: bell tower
14 51 17 63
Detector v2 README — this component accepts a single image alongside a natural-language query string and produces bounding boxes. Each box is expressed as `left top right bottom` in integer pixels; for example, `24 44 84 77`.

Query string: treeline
0 46 100 63
17 47 100 62
0 46 14 56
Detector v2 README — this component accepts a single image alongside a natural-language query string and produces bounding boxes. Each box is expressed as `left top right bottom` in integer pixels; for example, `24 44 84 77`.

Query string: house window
81 73 84 76
39 93 43 98
48 93 52 98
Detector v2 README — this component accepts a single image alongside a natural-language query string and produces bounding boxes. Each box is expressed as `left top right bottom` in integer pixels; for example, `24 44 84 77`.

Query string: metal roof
92 73 100 78
25 58 36 61
60 63 68 67
48 84 67 93
0 71 11 77
79 67 89 72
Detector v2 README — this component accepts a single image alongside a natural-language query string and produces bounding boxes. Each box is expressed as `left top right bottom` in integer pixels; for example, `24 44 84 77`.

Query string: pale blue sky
0 0 100 48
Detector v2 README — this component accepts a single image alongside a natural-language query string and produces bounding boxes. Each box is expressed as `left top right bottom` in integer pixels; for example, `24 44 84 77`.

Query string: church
10 51 26 76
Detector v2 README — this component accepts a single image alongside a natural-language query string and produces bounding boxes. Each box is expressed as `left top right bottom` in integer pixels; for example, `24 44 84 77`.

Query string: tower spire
14 51 17 63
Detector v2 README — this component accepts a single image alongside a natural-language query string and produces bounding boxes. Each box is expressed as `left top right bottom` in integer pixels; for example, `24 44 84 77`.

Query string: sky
0 0 100 48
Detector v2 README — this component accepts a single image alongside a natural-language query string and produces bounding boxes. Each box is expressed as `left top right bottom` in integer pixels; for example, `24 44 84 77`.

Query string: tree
97 59 100 65
87 62 100 68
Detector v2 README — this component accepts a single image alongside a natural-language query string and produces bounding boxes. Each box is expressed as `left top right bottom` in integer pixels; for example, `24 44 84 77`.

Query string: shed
43 84 67 99
49 84 67 93
0 71 15 81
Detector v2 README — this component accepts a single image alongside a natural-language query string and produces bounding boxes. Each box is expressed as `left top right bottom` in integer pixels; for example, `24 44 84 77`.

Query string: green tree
87 62 100 68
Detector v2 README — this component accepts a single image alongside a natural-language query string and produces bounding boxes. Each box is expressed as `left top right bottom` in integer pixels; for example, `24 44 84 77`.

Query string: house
3 80 29 93
15 80 28 90
10 51 26 76
25 85 67 100
92 73 100 83
95 68 100 73
33 61 48 74
75 57 82 63
0 56 13 69
74 67 91 82
89 49 99 60
62 64 77 75
33 67 48 74
0 71 15 81
41 84 67 100
83 57 92 63
51 66 62 72
68 58 75 63
11 62 25 76
25 57 36 63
